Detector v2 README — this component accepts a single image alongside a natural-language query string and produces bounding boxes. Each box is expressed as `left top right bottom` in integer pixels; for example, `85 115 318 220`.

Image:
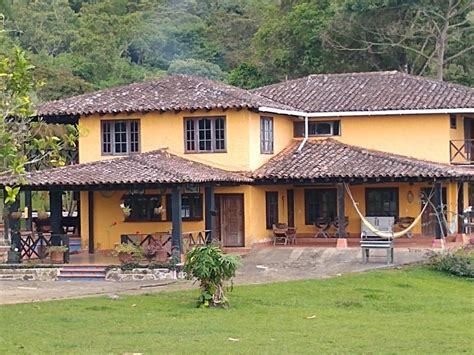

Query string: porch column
88 191 94 254
9 198 21 250
204 186 215 244
1 188 10 244
337 183 347 238
434 182 444 239
171 186 182 256
49 190 63 245
24 190 33 231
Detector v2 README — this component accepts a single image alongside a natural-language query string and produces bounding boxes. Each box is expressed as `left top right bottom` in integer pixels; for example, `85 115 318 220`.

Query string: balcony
450 139 474 165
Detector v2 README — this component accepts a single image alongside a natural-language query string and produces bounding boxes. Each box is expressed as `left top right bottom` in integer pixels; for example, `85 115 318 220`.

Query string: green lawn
0 268 472 354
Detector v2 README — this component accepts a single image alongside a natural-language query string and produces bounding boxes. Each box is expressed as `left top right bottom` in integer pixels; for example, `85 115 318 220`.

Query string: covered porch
0 149 251 264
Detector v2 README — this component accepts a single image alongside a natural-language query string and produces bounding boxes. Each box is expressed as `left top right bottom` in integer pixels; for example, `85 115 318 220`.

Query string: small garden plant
183 244 241 308
429 247 473 278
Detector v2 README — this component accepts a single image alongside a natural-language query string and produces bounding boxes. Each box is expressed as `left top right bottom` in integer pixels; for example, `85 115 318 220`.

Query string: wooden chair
394 217 415 238
272 223 290 246
333 216 350 238
313 217 333 238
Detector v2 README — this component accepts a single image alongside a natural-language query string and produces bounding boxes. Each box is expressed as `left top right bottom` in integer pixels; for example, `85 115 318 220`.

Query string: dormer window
184 117 226 153
101 120 140 155
294 120 341 137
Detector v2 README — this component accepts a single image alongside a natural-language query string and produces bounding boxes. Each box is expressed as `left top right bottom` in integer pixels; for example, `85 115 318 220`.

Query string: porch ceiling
0 149 251 189
253 139 474 182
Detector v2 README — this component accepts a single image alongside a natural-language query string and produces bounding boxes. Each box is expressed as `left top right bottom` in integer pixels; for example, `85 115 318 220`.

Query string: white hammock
344 183 434 239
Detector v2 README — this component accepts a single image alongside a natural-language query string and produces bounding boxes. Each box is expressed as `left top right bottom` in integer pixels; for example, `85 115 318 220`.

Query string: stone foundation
0 267 60 281
105 267 183 281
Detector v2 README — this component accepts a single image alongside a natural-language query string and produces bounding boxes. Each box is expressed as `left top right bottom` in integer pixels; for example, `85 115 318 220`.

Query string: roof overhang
259 107 474 118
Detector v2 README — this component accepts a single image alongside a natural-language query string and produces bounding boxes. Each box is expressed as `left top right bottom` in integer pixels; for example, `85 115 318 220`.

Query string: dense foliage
184 244 241 308
429 247 474 278
0 0 472 101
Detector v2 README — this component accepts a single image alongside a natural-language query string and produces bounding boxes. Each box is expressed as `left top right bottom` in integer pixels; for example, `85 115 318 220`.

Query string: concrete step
59 265 107 281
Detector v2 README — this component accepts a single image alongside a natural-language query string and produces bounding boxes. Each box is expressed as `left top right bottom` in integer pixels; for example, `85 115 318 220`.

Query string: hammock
344 183 435 239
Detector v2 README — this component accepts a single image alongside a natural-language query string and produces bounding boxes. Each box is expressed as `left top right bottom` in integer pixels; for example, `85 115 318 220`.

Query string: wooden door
218 194 244 247
421 188 447 237
287 189 294 227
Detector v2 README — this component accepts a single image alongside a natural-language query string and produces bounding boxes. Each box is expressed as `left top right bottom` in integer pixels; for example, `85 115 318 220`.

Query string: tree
324 0 474 82
227 62 272 89
167 59 226 81
0 47 77 203
183 245 241 308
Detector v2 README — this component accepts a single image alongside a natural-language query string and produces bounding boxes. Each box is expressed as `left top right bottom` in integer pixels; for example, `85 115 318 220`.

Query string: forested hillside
0 0 472 102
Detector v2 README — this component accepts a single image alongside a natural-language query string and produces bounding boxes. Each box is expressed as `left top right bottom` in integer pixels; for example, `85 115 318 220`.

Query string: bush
429 248 474 278
183 244 241 308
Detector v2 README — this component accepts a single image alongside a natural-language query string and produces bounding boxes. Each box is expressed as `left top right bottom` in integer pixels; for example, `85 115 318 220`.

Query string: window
184 117 226 152
166 193 203 221
294 121 340 137
304 189 337 225
366 188 399 218
260 117 274 154
265 191 279 229
450 114 457 129
123 194 162 221
102 120 140 155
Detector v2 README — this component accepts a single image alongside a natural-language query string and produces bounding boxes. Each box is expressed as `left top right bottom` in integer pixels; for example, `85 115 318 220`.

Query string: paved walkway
0 247 429 305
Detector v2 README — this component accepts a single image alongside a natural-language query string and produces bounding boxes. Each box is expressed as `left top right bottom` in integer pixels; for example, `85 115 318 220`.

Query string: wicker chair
272 223 290 245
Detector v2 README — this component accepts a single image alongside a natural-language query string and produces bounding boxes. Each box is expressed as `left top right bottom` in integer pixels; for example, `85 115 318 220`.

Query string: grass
0 267 472 354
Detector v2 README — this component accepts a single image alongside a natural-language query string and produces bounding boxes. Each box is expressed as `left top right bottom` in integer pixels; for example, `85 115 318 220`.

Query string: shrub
429 248 474 278
183 245 241 308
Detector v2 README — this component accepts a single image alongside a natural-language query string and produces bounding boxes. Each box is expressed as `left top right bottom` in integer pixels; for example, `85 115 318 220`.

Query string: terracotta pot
118 251 133 264
38 245 48 260
156 250 169 263
50 251 65 264
9 211 22 220
37 211 49 220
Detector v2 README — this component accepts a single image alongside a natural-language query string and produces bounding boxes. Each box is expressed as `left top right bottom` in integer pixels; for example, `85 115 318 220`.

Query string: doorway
421 187 447 237
214 194 244 247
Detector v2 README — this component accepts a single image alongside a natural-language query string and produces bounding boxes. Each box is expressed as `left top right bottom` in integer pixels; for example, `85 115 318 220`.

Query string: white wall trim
259 106 474 118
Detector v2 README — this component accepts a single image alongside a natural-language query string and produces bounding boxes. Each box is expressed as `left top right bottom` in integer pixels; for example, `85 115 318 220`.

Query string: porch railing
450 139 474 165
18 232 70 263
120 233 172 257
121 230 211 255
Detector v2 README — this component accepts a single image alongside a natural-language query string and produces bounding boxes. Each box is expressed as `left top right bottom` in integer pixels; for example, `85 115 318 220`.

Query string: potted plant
113 243 141 264
7 245 20 264
37 210 49 220
142 242 160 262
47 245 68 264
120 203 132 218
9 210 22 220
153 205 165 217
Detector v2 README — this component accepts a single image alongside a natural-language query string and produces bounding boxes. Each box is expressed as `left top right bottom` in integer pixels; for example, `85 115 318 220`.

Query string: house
1 71 473 257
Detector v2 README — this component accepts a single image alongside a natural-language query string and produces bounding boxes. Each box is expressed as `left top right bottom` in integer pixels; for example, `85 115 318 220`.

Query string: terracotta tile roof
253 139 474 181
0 150 252 188
37 75 295 117
253 71 474 113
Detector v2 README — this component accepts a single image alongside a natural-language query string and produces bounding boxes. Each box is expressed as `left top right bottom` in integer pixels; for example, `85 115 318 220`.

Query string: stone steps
58 265 107 281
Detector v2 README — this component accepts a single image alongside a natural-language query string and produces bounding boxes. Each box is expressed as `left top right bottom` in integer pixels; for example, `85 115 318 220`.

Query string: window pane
366 189 398 217
102 122 111 154
198 118 212 151
260 117 273 154
266 192 279 229
114 121 128 154
315 122 332 135
304 189 337 224
130 121 140 153
215 118 225 151
185 119 195 151
124 195 162 221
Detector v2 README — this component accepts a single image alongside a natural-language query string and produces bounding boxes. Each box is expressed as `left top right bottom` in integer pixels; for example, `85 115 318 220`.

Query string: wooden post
337 183 347 238
434 182 443 239
49 190 63 245
9 198 21 250
24 190 33 231
88 191 94 254
1 188 10 244
171 187 182 256
204 186 215 244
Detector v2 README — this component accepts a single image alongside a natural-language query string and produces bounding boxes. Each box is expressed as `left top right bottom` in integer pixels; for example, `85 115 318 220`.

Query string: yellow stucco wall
82 181 462 250
78 109 294 171
295 114 452 163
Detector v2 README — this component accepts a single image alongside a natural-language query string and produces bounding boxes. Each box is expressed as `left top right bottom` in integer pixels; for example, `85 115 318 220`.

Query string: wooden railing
121 233 172 256
18 232 70 262
121 230 211 255
450 139 474 165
